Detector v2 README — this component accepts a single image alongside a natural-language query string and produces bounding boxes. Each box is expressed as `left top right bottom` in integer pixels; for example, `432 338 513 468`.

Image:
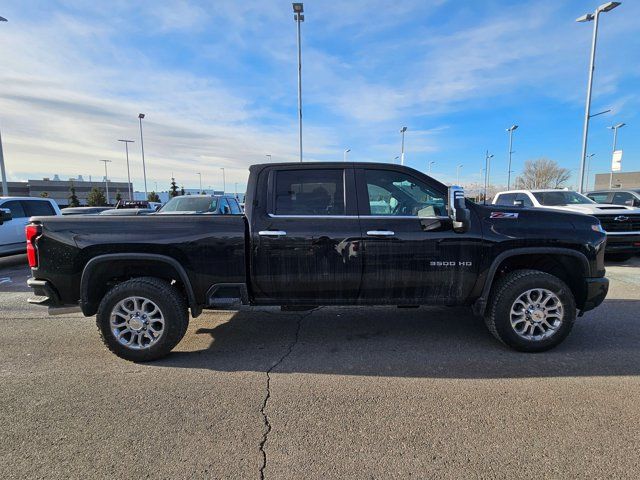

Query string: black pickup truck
25 162 609 361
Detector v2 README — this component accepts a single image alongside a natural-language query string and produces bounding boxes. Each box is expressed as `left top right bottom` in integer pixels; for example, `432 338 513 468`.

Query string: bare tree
514 158 571 189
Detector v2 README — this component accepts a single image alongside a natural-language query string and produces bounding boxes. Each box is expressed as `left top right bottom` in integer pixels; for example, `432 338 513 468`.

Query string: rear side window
229 198 242 214
24 200 56 216
274 169 345 215
612 192 633 206
515 193 533 207
588 193 610 203
495 193 516 206
1 200 27 218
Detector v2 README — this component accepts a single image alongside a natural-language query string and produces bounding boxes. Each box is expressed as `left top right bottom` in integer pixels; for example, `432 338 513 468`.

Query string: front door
355 167 482 305
251 167 363 304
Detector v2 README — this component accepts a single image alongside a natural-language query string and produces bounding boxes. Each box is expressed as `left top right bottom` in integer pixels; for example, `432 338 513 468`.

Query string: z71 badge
490 212 519 219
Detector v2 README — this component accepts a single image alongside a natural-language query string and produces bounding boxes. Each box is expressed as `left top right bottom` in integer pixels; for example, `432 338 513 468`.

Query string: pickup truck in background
26 162 609 361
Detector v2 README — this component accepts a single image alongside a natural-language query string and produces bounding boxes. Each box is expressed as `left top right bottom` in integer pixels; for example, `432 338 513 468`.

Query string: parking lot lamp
456 164 463 185
576 2 622 193
400 126 407 165
99 159 112 205
585 153 596 191
428 161 435 174
344 149 350 161
293 3 304 162
608 122 626 188
138 113 148 198
506 125 518 189
118 139 134 200
221 167 226 193
197 172 202 193
0 16 8 196
484 151 494 204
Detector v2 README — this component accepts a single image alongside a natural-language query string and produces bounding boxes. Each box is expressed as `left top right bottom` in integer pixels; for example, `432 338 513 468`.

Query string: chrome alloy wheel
110 296 165 350
509 288 563 341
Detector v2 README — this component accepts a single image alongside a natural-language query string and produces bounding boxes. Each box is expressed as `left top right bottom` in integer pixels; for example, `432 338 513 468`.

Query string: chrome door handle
366 230 395 237
258 230 287 237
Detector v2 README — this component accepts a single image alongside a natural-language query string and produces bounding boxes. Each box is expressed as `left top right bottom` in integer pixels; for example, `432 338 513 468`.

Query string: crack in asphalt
258 308 319 480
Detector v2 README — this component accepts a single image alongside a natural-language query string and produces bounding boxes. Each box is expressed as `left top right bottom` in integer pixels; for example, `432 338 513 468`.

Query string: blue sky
0 0 638 193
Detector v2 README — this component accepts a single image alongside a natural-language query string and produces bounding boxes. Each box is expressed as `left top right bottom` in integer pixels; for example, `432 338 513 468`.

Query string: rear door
355 166 482 305
0 200 29 253
250 166 362 304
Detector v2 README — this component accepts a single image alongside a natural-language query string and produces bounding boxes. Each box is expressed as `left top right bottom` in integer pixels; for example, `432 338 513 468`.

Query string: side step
207 283 249 310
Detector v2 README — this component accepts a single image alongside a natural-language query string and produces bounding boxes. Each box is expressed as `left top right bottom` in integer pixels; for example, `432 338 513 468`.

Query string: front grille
596 214 640 233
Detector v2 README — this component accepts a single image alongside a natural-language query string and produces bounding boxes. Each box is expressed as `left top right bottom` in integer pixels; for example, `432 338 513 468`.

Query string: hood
541 204 640 215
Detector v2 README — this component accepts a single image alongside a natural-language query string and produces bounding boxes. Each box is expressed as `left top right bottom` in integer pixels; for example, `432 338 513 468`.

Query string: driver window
364 169 445 217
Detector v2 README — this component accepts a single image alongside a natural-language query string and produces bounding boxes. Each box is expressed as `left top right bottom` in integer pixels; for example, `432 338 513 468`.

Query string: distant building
3 178 132 207
594 171 640 190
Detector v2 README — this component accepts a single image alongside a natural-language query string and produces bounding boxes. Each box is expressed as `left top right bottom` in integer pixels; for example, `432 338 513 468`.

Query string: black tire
484 269 576 352
96 277 189 362
605 253 633 262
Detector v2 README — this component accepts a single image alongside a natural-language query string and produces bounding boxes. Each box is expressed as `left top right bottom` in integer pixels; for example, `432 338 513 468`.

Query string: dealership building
593 171 640 190
4 176 133 207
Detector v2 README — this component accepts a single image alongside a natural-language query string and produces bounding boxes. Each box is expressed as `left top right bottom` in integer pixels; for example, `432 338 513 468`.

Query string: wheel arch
80 253 200 317
473 247 591 316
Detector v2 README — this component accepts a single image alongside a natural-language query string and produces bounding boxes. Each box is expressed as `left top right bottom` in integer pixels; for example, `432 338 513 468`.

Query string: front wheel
96 277 189 362
484 269 576 352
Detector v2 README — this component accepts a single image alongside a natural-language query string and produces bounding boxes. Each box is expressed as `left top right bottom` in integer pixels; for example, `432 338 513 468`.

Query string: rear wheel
96 277 189 362
485 269 576 352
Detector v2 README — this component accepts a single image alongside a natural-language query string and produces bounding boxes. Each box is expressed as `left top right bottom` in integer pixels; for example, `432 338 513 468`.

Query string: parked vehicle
0 197 60 256
492 189 640 261
156 195 242 215
115 200 162 211
27 163 609 361
99 208 155 216
586 189 640 208
61 206 113 216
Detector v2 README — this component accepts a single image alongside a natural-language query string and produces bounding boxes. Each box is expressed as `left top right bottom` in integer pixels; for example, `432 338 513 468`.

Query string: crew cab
493 189 640 261
26 163 609 361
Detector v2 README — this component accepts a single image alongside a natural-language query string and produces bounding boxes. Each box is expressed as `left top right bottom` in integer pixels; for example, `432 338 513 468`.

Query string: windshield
532 191 594 206
159 196 218 213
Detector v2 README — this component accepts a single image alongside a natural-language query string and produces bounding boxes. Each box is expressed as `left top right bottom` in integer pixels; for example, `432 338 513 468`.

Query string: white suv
0 197 61 256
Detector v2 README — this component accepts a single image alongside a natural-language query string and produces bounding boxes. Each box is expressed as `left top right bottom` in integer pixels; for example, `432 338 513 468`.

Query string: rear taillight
25 224 41 268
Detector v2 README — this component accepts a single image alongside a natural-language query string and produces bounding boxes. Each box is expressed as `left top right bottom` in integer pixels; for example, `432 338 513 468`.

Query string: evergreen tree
40 192 49 198
147 191 160 203
115 190 122 203
87 187 107 206
169 177 179 198
180 186 185 196
68 181 80 207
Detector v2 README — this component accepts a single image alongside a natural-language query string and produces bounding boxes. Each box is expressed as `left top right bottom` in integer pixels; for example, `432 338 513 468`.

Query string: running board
206 283 249 309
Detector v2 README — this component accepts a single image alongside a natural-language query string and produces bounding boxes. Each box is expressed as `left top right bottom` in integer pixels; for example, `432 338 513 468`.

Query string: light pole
428 161 435 174
576 1 621 193
0 16 8 196
394 156 400 163
293 3 304 162
266 154 272 162
399 126 407 165
197 172 202 193
344 148 350 161
585 153 596 191
484 151 494 204
99 159 112 205
456 164 463 185
118 139 135 200
220 167 226 193
138 113 148 198
608 122 626 188
506 124 518 189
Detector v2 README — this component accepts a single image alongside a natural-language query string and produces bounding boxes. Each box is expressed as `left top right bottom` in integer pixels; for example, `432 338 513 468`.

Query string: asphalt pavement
1 255 639 479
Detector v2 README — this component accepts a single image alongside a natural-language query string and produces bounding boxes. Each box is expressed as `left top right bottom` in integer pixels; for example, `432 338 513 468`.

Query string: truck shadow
156 299 640 379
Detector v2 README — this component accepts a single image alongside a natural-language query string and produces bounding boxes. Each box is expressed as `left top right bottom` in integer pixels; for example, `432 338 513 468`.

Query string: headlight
591 223 605 233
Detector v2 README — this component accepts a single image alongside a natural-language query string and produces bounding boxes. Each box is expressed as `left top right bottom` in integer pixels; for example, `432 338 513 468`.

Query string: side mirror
0 208 12 225
513 199 524 207
448 186 471 233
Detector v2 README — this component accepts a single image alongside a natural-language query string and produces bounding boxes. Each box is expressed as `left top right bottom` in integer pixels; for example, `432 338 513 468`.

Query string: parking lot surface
1 255 640 479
